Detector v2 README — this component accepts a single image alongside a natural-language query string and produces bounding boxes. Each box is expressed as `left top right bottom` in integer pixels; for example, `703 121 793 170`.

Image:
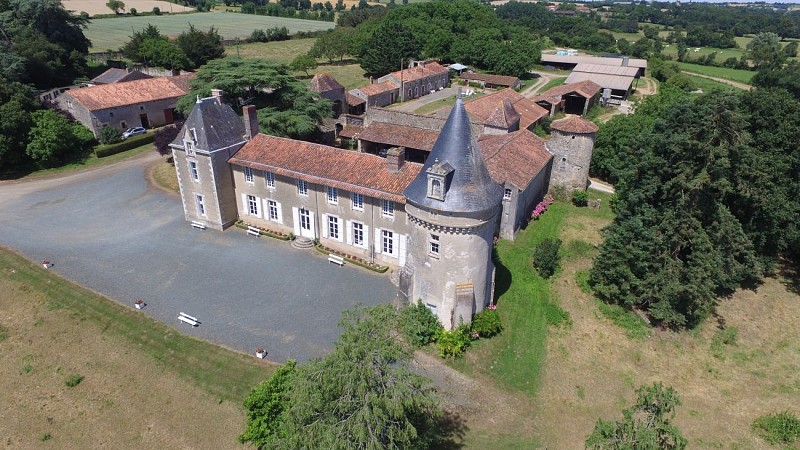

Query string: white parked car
122 127 146 139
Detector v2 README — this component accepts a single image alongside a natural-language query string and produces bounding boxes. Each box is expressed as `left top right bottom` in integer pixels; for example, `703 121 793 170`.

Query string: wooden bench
328 254 345 266
247 226 260 237
191 221 206 230
178 312 199 327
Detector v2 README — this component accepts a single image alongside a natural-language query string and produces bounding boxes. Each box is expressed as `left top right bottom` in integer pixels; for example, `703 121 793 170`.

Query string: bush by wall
95 133 154 158
471 309 502 338
435 324 471 358
400 301 443 347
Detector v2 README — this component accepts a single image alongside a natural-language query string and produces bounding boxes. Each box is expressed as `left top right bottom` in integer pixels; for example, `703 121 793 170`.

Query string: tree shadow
432 409 468 449
493 246 512 302
777 258 800 296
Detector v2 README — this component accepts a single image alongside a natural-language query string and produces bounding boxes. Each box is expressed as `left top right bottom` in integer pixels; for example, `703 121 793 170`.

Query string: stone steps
291 236 314 250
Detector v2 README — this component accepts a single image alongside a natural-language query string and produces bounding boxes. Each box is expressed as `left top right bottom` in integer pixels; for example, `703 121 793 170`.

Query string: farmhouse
532 80 602 116
348 60 449 110
170 91 596 330
58 75 192 137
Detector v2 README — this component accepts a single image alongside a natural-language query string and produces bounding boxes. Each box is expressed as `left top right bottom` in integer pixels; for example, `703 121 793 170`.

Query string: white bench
328 254 345 266
247 226 260 237
191 221 206 230
178 312 199 327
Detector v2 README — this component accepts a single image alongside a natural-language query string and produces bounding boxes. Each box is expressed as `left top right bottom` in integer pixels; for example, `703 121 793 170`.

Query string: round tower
546 116 598 190
401 96 503 330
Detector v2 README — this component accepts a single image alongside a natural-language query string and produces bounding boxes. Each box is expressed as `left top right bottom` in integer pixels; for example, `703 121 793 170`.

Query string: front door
164 108 174 124
299 208 314 239
139 113 150 128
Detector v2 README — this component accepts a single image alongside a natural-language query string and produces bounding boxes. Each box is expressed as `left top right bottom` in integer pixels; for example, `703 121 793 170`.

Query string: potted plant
134 298 145 309
255 347 266 359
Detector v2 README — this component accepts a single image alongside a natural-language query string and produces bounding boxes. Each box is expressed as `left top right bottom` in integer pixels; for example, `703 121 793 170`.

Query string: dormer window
426 158 454 201
185 140 195 156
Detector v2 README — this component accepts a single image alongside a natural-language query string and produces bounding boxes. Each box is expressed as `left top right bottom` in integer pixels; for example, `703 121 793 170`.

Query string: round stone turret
547 116 597 190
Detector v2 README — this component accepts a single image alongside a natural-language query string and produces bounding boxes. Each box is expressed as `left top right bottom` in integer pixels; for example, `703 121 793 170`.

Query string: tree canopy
178 58 332 140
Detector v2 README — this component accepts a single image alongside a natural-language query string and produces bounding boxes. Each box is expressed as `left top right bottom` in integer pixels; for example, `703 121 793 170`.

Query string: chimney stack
386 147 405 173
211 88 224 104
243 105 259 140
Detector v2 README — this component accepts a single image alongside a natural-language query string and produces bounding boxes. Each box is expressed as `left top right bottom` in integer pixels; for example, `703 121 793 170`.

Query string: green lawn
686 75 739 92
85 12 333 51
678 62 755 84
0 248 272 403
662 44 745 62
537 77 567 94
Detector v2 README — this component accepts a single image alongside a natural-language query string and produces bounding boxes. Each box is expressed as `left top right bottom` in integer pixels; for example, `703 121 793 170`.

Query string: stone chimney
386 147 405 173
211 88 224 104
243 105 259 140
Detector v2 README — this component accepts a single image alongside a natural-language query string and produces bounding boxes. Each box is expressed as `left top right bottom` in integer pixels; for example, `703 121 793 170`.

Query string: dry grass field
64 0 194 16
0 248 274 448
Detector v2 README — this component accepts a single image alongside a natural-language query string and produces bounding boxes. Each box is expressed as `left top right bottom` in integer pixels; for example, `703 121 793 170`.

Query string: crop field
85 12 334 51
679 62 756 84
686 75 739 92
64 0 194 16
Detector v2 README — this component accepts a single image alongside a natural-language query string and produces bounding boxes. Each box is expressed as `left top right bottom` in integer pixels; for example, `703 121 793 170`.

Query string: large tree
175 24 225 69
240 305 441 449
26 109 94 164
359 21 420 77
747 32 785 69
177 58 332 140
0 81 39 171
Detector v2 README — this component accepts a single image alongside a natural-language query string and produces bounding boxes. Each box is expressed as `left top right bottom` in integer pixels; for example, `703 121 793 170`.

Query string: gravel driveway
0 153 396 362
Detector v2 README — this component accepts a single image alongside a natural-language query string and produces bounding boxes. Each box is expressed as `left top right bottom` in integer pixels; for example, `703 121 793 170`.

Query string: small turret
546 116 598 190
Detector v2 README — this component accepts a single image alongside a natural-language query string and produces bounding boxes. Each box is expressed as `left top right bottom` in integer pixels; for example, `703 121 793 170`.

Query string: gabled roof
357 122 440 151
91 68 153 85
464 89 548 129
346 92 365 106
403 97 503 217
310 73 344 93
65 75 193 111
387 61 448 83
355 81 399 97
540 54 648 69
170 97 246 151
460 73 520 87
478 131 553 190
564 71 634 91
551 116 599 134
572 63 640 77
535 80 602 101
229 135 422 204
483 99 520 129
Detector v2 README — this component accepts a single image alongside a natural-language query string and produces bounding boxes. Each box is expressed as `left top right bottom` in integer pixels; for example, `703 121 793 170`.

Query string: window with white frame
327 215 340 240
352 192 363 211
185 140 195 156
327 186 338 204
195 194 206 216
265 171 275 188
247 194 258 216
382 229 394 254
381 199 394 218
352 221 364 246
268 200 279 221
503 188 512 200
189 160 199 182
244 166 254 183
429 234 440 257
297 179 308 196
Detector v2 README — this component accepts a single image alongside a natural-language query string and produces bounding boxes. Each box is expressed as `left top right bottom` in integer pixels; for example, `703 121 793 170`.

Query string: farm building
58 75 192 137
309 73 346 117
348 60 449 110
459 73 522 90
532 80 602 116
91 68 153 85
540 54 647 77
565 63 638 101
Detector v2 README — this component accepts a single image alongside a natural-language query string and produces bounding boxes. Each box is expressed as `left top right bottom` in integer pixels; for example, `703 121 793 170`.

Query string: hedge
95 133 155 158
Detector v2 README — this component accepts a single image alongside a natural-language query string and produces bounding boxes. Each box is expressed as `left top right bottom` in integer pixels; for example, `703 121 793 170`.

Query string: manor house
170 89 596 330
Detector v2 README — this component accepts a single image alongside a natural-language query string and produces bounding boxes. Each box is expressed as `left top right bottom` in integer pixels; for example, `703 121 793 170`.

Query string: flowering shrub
531 194 555 221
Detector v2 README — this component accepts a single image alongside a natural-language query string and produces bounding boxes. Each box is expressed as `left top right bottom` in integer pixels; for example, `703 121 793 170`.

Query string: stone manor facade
170 92 596 330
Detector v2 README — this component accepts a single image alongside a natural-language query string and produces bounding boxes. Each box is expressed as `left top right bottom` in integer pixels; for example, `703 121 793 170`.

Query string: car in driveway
122 127 146 139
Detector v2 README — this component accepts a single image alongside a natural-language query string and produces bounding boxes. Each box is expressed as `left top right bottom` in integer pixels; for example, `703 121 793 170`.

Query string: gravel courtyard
0 153 396 362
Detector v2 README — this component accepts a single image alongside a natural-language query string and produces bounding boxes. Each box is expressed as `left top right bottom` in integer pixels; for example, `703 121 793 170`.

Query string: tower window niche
426 158 453 201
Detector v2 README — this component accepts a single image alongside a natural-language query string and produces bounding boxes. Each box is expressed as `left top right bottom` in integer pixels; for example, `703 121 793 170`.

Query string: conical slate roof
403 96 503 217
171 97 246 151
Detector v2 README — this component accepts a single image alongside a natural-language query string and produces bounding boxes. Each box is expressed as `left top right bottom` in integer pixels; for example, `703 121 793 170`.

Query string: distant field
686 75 738 92
64 0 194 16
85 12 334 51
679 62 755 84
662 44 745 62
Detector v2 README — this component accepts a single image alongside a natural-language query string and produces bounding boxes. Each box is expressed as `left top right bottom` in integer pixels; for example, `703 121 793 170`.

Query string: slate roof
464 89 548 129
478 131 553 190
170 97 246 151
229 135 422 204
357 122 440 151
65 76 192 111
91 68 153 85
357 81 399 97
387 61 448 83
310 74 344 93
404 97 503 218
551 116 599 134
460 73 520 87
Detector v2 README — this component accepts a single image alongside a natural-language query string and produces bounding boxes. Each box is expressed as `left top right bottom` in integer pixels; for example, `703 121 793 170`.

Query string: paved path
589 178 615 194
0 154 396 362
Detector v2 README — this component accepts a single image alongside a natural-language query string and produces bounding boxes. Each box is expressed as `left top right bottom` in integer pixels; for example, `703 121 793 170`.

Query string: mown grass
0 248 272 403
686 74 740 92
679 62 755 84
1 143 154 181
537 76 567 94
85 12 333 51
596 302 651 340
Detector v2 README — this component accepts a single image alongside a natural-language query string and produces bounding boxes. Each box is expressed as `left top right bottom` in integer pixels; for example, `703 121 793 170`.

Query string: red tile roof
551 116 599 134
346 92 365 106
465 89 548 129
357 80 399 97
357 122 440 151
338 124 363 139
478 130 553 189
229 134 422 203
460 73 520 87
65 75 192 111
387 61 448 83
536 80 601 100
310 73 344 93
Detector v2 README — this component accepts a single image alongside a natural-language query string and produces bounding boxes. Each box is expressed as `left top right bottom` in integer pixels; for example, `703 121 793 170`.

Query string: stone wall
546 130 595 190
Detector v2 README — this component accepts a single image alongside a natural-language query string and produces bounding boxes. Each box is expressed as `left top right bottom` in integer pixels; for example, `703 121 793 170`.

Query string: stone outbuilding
91 68 153 85
309 73 346 117
546 116 598 190
532 80 601 116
